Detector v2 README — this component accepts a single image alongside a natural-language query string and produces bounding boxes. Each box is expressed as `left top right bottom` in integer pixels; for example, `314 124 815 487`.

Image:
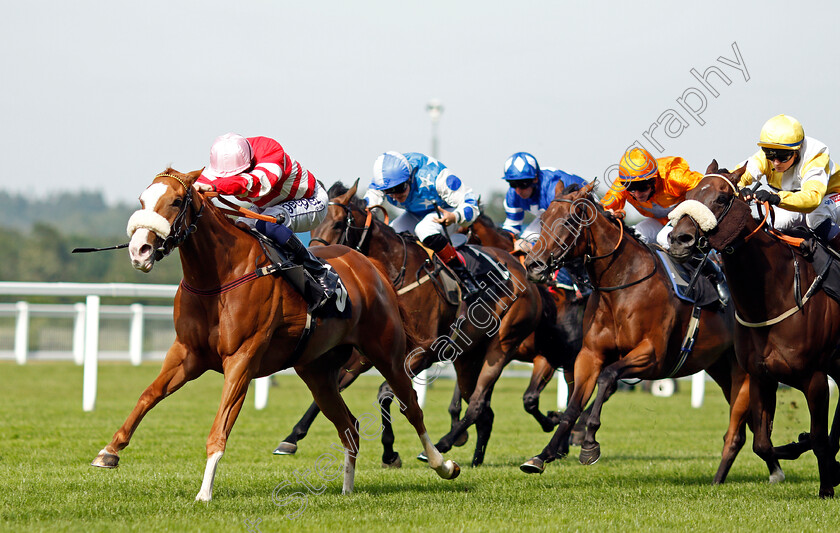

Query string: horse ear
581 182 596 196
729 165 746 188
348 178 360 197
554 179 565 198
705 160 719 175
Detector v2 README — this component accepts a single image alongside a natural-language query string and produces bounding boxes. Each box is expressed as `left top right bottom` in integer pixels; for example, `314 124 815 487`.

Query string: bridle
540 196 657 292
151 173 204 261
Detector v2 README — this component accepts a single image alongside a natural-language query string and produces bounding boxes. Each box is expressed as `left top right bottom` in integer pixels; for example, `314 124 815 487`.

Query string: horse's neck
585 215 654 288
723 230 798 303
178 204 261 285
366 222 425 273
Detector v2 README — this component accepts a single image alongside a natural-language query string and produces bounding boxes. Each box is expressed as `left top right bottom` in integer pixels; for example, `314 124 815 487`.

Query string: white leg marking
195 451 224 502
342 450 355 494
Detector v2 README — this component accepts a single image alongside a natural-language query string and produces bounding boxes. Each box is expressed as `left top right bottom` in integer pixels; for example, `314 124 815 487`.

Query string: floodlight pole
426 99 443 159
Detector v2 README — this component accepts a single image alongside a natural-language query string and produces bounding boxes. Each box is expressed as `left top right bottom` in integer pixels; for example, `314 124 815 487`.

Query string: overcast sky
2 1 838 207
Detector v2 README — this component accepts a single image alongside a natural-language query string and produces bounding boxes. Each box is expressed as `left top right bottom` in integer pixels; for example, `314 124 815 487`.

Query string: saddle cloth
653 248 720 308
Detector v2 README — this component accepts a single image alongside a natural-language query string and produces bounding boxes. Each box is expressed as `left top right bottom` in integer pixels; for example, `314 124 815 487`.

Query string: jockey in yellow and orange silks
600 147 705 247
737 114 840 252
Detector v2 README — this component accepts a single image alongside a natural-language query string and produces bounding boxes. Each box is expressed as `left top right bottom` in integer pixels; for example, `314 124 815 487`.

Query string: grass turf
0 362 837 532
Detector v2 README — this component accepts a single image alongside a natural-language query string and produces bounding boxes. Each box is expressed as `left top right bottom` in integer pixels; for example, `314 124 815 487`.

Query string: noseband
152 173 204 261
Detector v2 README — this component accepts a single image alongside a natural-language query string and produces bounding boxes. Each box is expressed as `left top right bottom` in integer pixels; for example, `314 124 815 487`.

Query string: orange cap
618 147 658 182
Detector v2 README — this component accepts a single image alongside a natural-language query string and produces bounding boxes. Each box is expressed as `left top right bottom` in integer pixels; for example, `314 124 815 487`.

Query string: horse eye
714 194 728 205
332 222 343 231
172 198 183 208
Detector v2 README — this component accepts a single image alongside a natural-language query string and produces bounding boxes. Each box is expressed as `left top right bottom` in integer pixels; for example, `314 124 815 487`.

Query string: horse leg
195 355 258 501
363 339 460 480
471 401 495 467
295 348 361 495
803 371 840 498
274 352 368 455
449 382 469 447
273 402 321 455
92 342 205 468
521 347 602 473
523 355 559 432
377 381 402 468
749 376 783 490
579 345 655 466
433 349 505 465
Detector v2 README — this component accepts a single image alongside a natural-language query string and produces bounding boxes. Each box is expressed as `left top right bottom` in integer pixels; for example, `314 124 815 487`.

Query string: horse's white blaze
127 183 174 271
341 451 355 494
128 228 155 271
195 451 223 502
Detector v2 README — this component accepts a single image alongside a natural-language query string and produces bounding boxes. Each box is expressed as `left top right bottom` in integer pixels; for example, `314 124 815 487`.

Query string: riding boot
702 258 730 307
432 240 481 300
283 233 340 311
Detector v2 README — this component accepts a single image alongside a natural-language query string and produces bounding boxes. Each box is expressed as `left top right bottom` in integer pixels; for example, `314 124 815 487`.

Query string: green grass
0 363 837 532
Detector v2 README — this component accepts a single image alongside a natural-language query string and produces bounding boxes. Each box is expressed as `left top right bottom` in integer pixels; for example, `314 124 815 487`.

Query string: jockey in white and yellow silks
738 114 840 251
600 147 705 247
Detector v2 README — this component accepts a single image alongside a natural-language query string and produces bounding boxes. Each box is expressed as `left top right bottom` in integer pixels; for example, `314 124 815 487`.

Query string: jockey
738 114 840 252
601 147 729 304
501 152 587 254
601 147 705 247
363 151 481 299
193 133 337 310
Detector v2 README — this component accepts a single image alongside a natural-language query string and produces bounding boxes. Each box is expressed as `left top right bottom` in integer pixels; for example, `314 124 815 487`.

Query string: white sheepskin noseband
668 200 718 232
126 209 172 239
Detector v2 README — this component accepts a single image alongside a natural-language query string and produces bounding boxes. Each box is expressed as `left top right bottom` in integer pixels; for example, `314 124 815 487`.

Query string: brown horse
90 169 459 501
519 182 783 486
668 162 840 498
304 180 557 466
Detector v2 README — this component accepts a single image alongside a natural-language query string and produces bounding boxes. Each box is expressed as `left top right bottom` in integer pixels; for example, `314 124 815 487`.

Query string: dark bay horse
668 162 840 498
91 169 459 501
519 182 783 486
301 180 554 466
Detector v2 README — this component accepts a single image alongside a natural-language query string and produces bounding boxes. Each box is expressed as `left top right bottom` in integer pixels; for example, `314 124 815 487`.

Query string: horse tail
367 256 430 353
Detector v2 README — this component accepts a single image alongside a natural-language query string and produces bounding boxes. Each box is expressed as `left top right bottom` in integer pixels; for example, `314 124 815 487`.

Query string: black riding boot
283 234 339 311
447 259 481 300
702 257 730 307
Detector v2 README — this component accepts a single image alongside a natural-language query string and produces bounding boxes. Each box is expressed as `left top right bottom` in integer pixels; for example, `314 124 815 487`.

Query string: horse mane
577 189 646 244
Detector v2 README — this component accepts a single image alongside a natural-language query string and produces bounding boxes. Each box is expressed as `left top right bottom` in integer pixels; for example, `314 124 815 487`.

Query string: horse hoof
454 431 469 447
769 469 786 484
520 457 545 474
381 454 402 469
273 442 298 455
579 444 601 465
819 487 834 499
448 461 461 480
91 450 120 468
417 451 428 463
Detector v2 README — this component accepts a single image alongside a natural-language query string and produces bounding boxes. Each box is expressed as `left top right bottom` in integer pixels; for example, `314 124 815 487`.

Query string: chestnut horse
90 169 459 501
668 162 840 498
303 180 551 466
519 182 783 485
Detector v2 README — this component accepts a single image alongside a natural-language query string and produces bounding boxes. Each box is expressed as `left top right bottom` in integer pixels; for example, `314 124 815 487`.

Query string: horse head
667 160 750 262
127 169 203 272
525 182 598 283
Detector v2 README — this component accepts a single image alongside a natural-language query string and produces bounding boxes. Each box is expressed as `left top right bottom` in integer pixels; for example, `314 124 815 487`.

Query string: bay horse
668 162 840 498
90 169 459 501
298 180 554 467
519 181 783 486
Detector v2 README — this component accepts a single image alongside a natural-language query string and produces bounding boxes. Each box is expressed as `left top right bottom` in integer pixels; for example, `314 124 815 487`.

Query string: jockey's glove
754 190 781 206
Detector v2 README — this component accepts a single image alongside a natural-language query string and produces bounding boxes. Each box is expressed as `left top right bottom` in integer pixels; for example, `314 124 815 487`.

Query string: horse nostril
139 243 152 256
676 233 694 245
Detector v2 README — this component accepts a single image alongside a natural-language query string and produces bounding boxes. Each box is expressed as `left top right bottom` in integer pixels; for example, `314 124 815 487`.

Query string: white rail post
83 295 100 412
254 376 270 410
73 303 86 365
691 371 706 408
557 370 568 410
14 301 29 364
129 303 144 366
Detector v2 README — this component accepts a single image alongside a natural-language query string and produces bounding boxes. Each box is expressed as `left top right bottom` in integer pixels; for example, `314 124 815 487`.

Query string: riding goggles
762 148 796 163
509 179 534 190
623 178 655 193
383 181 409 195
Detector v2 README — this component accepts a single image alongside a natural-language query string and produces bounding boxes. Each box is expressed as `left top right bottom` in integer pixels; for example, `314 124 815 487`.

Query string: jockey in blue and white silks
364 151 481 298
501 152 587 253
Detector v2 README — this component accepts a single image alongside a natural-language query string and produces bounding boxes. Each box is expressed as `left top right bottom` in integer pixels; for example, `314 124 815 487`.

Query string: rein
546 197 656 292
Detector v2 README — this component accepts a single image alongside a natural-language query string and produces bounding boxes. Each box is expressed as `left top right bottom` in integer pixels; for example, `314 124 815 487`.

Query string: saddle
653 247 721 309
249 229 350 319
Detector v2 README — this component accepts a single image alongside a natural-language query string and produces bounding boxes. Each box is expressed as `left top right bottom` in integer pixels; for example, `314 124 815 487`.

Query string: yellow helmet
618 147 658 182
757 114 804 150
